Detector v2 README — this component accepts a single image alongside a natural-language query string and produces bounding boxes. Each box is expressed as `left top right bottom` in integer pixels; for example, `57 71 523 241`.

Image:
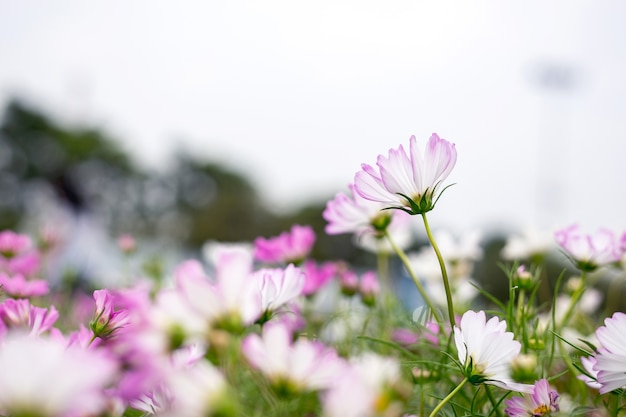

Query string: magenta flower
242 322 346 394
554 224 624 271
0 299 59 337
90 289 131 339
0 230 32 258
454 310 532 392
354 133 457 215
301 260 337 296
505 379 559 417
590 312 626 393
0 273 49 298
254 225 316 265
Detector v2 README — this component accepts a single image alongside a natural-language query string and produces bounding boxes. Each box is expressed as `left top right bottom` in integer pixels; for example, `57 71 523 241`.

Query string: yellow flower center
532 404 551 416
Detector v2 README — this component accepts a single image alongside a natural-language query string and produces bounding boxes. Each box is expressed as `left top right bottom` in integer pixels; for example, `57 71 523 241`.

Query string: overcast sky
1 1 626 235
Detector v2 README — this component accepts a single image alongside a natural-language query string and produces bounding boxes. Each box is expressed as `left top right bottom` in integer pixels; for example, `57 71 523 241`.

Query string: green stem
421 213 456 330
428 377 468 417
559 271 587 331
376 250 390 292
485 385 504 417
384 230 442 324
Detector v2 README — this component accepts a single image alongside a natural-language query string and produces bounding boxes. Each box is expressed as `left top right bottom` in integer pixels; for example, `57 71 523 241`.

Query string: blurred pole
531 62 579 229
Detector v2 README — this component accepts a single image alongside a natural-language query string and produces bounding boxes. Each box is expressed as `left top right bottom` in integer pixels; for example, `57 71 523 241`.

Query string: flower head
454 310 532 392
241 322 345 394
253 225 316 265
354 133 457 215
554 224 623 271
505 379 559 417
590 312 626 393
0 331 117 417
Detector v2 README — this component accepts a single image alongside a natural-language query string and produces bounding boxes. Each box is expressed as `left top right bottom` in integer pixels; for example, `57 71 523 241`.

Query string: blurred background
1 1 625 286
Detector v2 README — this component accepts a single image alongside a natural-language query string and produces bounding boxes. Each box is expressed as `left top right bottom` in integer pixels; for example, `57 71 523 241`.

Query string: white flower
454 310 532 393
592 312 626 394
0 332 117 417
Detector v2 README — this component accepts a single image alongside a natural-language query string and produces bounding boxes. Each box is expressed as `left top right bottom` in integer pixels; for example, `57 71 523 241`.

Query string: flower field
0 133 624 417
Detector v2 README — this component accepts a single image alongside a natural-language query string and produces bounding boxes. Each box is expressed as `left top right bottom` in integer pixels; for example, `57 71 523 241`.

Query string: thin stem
428 377 468 417
559 271 587 331
421 213 456 330
376 250 390 291
485 385 504 417
384 230 442 324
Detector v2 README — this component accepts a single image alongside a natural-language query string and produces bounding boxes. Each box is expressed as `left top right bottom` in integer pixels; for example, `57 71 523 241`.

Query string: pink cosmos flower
354 133 457 214
242 322 346 393
322 353 406 417
324 183 395 237
175 247 262 331
253 264 305 314
0 273 49 298
253 225 316 265
0 299 59 337
454 310 532 393
90 289 132 340
0 230 32 258
554 224 624 271
301 260 337 296
505 379 559 417
578 355 602 390
590 312 626 394
0 331 118 417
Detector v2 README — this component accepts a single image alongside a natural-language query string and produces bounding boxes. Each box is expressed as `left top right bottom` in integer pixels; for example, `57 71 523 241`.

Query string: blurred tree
0 98 368 263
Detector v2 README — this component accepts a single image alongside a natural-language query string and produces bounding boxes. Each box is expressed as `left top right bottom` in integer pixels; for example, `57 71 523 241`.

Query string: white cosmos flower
354 133 457 215
592 312 626 394
0 331 117 417
454 310 532 393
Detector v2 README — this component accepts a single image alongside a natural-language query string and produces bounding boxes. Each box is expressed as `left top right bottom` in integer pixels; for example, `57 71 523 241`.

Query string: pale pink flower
322 353 405 417
454 310 532 393
323 183 396 238
0 299 59 337
0 331 117 417
505 379 559 417
359 271 380 297
254 264 305 314
555 224 623 271
578 355 602 390
254 224 316 265
117 233 137 254
175 247 262 331
242 322 346 393
0 273 49 298
591 312 626 393
354 133 457 214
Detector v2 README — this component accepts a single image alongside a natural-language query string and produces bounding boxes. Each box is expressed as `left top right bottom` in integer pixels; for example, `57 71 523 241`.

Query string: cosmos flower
354 133 457 215
554 224 624 271
0 299 59 337
505 379 559 417
253 264 305 315
322 353 407 417
175 247 262 332
454 310 532 393
590 312 626 394
253 225 316 265
0 331 117 417
241 321 345 394
0 273 49 298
